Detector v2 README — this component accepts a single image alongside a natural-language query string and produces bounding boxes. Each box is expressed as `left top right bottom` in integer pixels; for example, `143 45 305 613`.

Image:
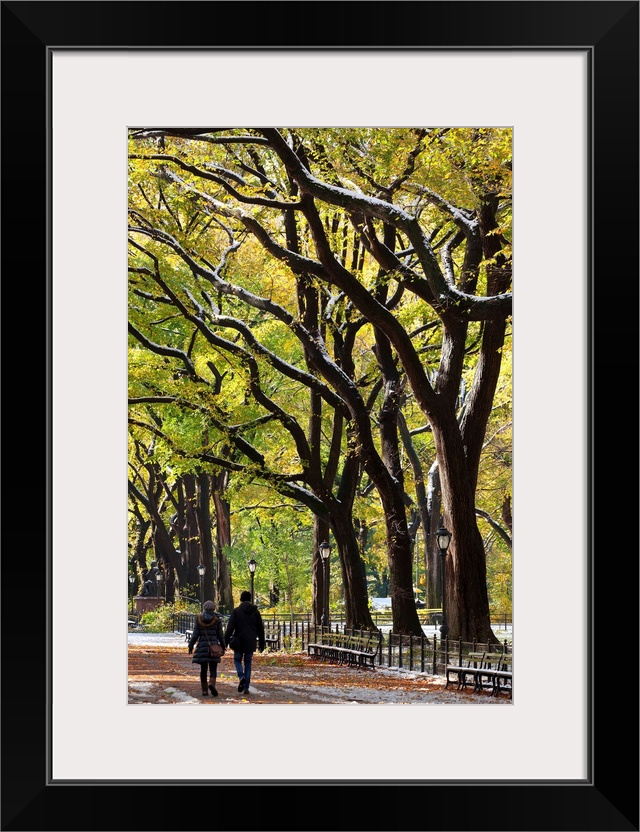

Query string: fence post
409 634 413 671
420 634 425 673
433 633 437 674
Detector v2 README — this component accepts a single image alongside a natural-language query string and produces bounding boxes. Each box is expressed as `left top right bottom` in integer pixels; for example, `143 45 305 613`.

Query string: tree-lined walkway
128 634 510 705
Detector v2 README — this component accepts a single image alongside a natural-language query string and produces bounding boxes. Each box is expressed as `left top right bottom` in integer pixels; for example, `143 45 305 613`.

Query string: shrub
139 599 200 632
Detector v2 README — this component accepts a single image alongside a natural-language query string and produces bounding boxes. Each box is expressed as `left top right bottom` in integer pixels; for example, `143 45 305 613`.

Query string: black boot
201 682 209 696
208 681 219 697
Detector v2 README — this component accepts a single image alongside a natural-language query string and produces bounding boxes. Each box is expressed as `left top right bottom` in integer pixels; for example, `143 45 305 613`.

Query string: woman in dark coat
224 590 265 695
188 600 225 697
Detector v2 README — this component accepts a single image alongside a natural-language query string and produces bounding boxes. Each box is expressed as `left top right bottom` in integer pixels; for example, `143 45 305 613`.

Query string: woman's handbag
203 622 224 659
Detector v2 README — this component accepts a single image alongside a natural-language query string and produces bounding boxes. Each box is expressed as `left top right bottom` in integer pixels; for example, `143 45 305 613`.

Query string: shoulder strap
199 616 212 645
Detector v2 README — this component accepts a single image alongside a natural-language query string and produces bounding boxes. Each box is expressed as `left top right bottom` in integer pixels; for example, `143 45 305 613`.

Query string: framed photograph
3 2 637 830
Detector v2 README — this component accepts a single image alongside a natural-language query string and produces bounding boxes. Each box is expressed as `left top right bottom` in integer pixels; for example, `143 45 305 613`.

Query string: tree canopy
128 127 512 640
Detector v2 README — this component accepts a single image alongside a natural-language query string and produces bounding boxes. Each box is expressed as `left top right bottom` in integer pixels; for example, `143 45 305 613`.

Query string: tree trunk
327 427 376 630
182 474 202 593
372 474 423 635
433 418 498 644
196 473 215 604
425 462 442 610
373 313 423 637
175 478 188 571
129 508 151 590
398 409 433 616
328 503 376 629
212 467 234 615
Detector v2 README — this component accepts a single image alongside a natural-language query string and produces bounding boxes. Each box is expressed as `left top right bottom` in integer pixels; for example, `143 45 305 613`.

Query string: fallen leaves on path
128 645 511 705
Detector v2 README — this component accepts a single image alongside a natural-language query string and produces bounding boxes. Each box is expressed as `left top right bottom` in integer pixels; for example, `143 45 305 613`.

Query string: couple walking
188 591 266 697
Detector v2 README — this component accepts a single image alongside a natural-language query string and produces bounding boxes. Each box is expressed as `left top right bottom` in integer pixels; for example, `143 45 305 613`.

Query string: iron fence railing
257 610 512 628
140 606 510 631
171 615 511 675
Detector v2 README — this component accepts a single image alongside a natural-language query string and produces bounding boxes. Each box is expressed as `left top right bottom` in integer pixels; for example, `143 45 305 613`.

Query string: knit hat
203 600 216 612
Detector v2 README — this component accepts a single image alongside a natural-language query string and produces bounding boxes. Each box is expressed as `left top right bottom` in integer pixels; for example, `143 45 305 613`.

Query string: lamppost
319 541 331 627
197 563 205 608
436 526 451 638
129 573 135 614
248 558 257 603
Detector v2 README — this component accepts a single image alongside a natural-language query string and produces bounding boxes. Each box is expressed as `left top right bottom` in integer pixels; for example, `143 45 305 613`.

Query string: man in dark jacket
224 591 265 695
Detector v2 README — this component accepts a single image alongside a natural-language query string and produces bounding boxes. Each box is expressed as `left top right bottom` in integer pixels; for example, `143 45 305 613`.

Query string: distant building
371 597 392 610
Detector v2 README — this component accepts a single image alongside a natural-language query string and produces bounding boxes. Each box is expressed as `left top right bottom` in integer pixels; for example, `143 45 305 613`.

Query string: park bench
264 633 280 651
307 630 338 662
471 652 509 692
491 654 513 697
307 630 381 668
445 651 511 694
343 632 381 668
445 651 486 690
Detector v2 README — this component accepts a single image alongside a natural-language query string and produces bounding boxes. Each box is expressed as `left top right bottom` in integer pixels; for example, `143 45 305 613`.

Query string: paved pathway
128 633 511 705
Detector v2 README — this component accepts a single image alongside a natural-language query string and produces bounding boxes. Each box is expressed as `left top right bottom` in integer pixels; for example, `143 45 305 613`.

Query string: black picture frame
2 2 638 830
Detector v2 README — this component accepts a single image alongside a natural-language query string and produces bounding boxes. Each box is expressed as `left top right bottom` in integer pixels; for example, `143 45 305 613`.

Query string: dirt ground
128 640 511 705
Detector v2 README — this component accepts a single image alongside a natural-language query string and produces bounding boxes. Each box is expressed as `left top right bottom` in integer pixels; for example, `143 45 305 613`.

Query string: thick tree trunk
182 474 202 593
129 509 151 591
196 473 215 604
398 409 434 615
433 418 498 644
212 467 234 615
373 316 423 637
328 503 376 629
327 428 377 630
373 477 423 635
501 494 512 536
425 462 442 610
175 479 189 572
